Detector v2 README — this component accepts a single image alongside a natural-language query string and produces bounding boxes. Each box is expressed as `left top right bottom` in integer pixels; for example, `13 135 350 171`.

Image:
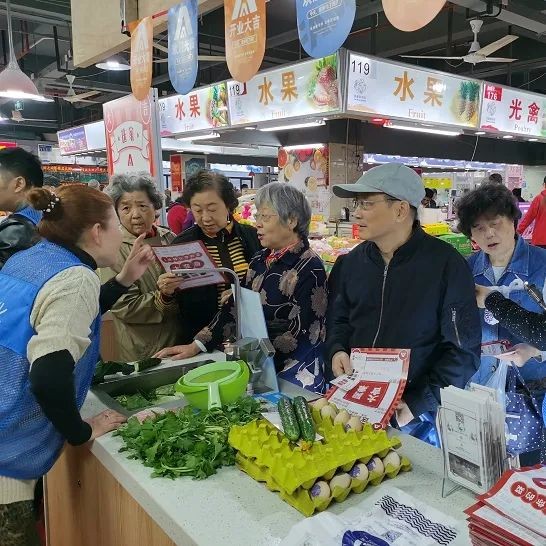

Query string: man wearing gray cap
327 163 481 439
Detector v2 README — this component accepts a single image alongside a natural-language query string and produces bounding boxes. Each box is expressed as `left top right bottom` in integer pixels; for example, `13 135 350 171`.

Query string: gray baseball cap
333 163 425 209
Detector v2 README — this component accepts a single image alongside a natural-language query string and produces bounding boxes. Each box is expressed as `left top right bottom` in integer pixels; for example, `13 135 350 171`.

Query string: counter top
81 353 474 546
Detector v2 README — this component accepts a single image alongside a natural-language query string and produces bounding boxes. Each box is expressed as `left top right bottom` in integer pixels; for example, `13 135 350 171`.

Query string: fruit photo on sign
452 81 481 125
207 84 228 127
308 55 339 109
278 148 288 169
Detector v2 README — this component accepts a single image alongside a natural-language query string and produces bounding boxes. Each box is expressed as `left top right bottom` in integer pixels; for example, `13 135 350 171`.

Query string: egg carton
228 410 411 515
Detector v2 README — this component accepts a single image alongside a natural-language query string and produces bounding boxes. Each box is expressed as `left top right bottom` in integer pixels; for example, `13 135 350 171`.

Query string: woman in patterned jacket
163 182 328 393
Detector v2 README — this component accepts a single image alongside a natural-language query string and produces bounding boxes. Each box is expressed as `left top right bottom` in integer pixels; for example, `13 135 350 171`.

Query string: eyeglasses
352 197 399 211
255 213 278 223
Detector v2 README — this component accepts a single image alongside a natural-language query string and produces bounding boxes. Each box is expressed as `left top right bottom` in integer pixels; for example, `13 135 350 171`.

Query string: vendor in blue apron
0 184 154 545
457 183 546 460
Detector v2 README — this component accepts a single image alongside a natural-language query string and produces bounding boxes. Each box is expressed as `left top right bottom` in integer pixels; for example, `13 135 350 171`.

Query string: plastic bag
281 487 463 546
485 359 509 408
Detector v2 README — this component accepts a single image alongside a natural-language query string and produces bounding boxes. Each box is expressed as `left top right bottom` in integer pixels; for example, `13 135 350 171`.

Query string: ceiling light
259 120 325 132
386 123 461 137
283 143 325 151
0 0 51 102
529 138 539 142
503 135 514 139
177 132 220 142
475 131 486 135
95 57 131 71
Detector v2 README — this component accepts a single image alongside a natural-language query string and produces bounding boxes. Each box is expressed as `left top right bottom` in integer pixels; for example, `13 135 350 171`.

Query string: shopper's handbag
505 364 544 455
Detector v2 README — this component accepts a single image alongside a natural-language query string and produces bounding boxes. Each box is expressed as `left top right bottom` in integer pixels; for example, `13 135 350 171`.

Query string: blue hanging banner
168 0 199 95
296 0 356 59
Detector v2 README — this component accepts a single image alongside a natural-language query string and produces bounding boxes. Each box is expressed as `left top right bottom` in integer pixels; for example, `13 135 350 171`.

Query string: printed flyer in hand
152 241 225 290
326 348 410 428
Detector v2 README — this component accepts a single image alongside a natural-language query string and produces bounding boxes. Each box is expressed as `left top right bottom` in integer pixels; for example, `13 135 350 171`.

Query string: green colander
175 360 249 410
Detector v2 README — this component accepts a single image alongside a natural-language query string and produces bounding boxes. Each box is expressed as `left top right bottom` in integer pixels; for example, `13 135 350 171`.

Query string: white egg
345 416 363 432
333 410 350 426
312 398 329 410
366 456 385 475
349 463 369 481
382 450 401 469
310 480 331 500
320 404 338 421
329 473 351 490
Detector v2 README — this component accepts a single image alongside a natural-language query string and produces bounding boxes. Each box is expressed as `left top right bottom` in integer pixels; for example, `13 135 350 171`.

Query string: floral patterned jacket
196 239 328 393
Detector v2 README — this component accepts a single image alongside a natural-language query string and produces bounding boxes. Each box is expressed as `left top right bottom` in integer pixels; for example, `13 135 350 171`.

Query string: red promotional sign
103 91 160 177
170 154 183 192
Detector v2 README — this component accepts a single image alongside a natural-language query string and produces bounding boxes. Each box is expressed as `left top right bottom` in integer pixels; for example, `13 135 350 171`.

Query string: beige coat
100 225 181 361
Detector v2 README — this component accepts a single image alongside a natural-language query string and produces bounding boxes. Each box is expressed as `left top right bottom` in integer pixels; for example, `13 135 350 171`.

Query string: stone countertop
81 354 474 546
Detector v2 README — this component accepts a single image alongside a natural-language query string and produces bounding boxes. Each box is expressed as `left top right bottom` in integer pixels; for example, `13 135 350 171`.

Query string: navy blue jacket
326 227 481 417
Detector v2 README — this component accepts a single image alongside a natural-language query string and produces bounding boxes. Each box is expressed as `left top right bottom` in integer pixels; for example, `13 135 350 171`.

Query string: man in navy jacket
327 163 481 429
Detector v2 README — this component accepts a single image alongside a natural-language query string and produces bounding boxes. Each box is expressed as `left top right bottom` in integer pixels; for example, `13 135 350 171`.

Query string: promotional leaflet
327 348 409 428
152 241 225 290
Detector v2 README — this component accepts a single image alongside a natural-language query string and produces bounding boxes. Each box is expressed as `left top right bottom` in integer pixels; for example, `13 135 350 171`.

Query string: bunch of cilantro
115 396 262 479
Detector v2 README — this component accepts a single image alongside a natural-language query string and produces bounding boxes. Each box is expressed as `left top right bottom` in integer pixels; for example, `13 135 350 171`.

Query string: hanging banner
130 17 153 101
224 0 266 83
382 0 445 32
170 154 184 191
296 0 356 58
103 90 162 177
346 52 481 128
227 55 340 126
479 84 546 139
168 0 199 95
159 84 229 136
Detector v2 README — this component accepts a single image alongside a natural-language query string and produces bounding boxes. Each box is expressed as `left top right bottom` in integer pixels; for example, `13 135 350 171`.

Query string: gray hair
255 182 311 239
106 172 163 211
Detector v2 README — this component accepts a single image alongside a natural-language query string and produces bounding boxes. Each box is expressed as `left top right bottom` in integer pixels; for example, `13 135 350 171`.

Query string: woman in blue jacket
457 183 546 386
0 185 153 545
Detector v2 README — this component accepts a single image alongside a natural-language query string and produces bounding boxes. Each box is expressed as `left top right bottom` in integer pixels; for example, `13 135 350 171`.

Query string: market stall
44 353 475 546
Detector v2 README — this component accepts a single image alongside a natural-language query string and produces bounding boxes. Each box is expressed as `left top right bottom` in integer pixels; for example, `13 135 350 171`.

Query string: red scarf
265 242 298 267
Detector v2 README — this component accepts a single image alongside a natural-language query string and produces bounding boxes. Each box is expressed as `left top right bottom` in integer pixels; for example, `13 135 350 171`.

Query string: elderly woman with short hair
101 173 182 361
159 182 328 392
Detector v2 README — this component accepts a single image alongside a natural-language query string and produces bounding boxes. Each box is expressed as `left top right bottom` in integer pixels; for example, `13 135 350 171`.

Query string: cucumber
278 398 301 441
293 396 316 443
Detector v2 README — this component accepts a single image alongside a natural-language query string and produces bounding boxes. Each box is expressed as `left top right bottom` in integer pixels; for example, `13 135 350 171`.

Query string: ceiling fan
8 110 56 123
401 19 518 65
61 75 101 104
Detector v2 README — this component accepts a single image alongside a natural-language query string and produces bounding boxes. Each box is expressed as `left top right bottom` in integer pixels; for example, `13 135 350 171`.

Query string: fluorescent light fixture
95 57 131 71
502 135 514 139
259 120 325 132
475 131 486 135
529 138 539 142
177 132 220 142
283 143 325 151
386 123 461 137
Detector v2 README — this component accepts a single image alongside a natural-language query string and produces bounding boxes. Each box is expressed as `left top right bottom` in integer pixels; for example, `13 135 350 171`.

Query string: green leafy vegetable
115 396 262 479
115 383 177 411
133 357 161 373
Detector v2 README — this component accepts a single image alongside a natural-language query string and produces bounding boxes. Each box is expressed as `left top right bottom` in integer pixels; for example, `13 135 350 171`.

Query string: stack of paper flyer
438 385 507 495
465 466 546 546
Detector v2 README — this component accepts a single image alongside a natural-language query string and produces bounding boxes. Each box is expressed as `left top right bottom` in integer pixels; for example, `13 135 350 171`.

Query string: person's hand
85 410 126 441
116 234 156 287
220 289 233 306
395 400 414 427
332 351 352 377
496 343 541 367
154 342 201 361
157 273 181 297
475 284 493 309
